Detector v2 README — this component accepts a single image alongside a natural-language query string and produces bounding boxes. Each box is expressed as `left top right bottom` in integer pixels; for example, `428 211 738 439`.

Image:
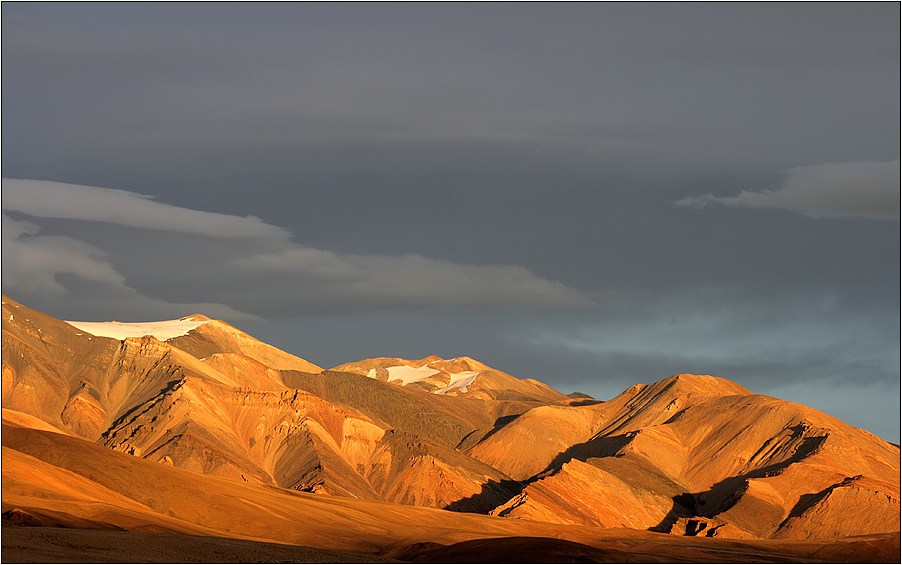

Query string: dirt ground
0 527 402 563
3 526 900 564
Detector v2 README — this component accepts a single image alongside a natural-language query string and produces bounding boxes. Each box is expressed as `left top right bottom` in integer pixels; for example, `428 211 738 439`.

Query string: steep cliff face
2 295 899 542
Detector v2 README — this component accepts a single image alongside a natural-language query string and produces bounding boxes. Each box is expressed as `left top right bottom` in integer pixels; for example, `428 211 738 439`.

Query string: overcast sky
2 3 899 442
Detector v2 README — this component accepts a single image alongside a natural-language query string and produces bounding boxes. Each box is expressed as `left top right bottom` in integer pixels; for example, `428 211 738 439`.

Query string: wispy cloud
2 180 593 317
1 214 257 321
2 215 126 295
2 179 290 239
237 248 595 309
675 161 900 221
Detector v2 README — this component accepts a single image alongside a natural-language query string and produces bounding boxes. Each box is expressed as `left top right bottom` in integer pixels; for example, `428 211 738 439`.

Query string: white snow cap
383 365 441 386
65 317 209 341
364 360 481 395
434 371 480 395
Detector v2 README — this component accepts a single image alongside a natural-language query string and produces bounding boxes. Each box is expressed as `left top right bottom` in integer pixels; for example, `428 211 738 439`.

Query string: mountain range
2 295 899 562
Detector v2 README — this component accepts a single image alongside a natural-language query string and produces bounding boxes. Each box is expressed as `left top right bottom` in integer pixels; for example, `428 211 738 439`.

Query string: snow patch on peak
384 364 441 385
435 371 481 395
65 318 210 341
359 358 483 395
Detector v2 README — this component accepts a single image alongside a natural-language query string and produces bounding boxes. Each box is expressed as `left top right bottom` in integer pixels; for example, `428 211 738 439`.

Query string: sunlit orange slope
2 295 899 555
3 420 898 563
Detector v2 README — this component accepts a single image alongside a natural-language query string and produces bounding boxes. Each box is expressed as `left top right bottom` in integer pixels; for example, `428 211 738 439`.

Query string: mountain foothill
2 296 899 562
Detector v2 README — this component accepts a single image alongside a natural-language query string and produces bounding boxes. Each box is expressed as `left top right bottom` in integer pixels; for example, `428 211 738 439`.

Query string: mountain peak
417 355 443 364
329 355 565 401
657 373 752 396
182 314 212 322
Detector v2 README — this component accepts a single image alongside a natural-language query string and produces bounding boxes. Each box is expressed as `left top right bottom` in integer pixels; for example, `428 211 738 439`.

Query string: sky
2 3 899 442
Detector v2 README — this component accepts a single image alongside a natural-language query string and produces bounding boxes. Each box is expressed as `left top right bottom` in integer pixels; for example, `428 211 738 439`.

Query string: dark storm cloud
2 3 898 441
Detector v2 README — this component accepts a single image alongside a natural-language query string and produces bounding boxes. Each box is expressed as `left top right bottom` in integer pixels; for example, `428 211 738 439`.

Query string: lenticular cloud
1 178 290 239
1 179 593 315
1 215 127 296
675 160 900 221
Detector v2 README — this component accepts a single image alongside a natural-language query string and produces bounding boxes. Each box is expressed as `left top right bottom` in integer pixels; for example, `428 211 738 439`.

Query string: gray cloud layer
2 215 125 295
2 215 257 321
676 161 900 221
2 179 290 239
236 249 591 309
2 180 592 315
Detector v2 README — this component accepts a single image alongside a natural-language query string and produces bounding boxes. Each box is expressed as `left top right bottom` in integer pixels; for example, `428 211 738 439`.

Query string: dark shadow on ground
567 399 605 407
443 479 524 514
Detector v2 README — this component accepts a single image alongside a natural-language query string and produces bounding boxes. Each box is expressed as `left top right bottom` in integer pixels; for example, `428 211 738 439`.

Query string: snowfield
435 371 480 395
65 318 209 341
367 364 441 385
365 363 481 394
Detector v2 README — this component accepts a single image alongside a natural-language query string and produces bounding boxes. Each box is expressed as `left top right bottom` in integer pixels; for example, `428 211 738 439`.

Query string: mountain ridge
2 295 899 561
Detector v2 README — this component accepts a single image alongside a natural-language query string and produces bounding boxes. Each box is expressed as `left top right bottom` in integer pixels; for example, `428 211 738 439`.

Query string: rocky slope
1 297 527 511
2 295 899 550
475 375 900 539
